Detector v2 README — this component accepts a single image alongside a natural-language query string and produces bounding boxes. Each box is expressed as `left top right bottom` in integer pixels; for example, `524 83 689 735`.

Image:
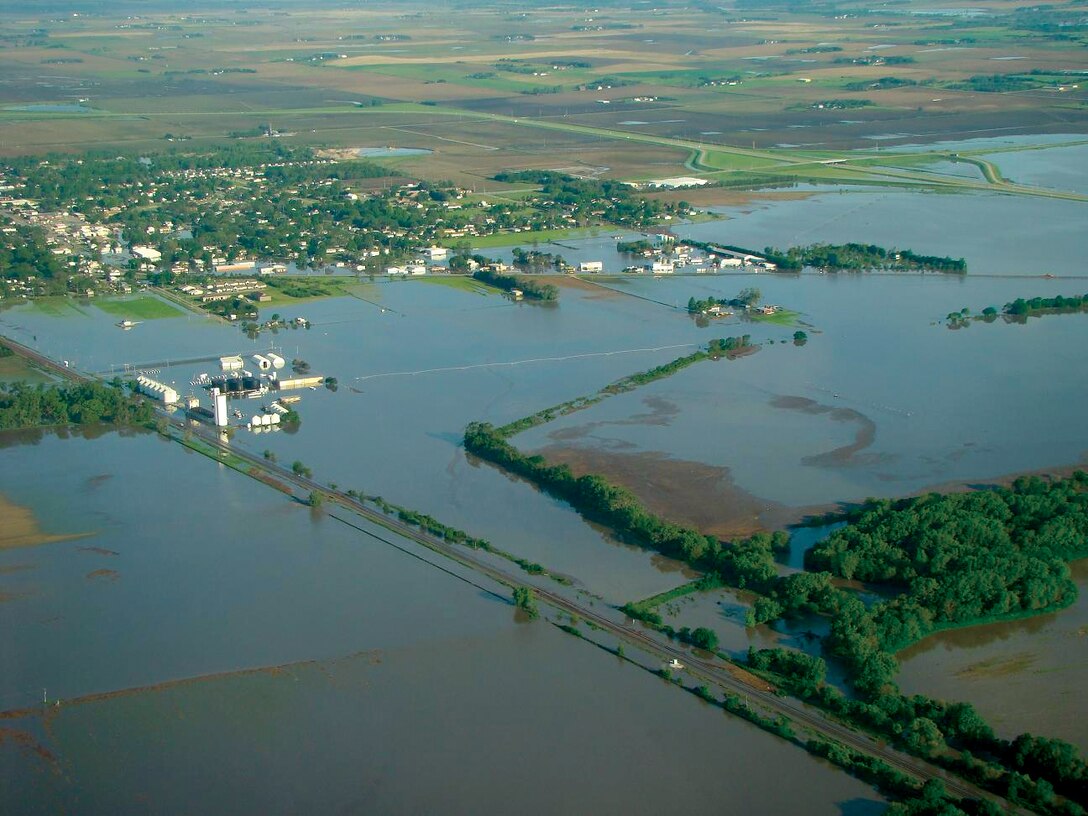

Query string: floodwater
2 147 1087 805
355 146 433 157
897 560 1088 753
515 273 1088 514
3 103 92 113
681 188 1087 277
0 430 883 815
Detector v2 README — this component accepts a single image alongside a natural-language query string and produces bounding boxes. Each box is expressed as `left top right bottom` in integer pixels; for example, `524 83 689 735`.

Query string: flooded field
680 189 1086 278
897 560 1088 753
0 431 882 816
2 143 1087 809
516 273 1088 522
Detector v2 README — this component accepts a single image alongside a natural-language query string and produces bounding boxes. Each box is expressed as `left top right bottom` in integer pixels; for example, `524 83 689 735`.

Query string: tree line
461 332 1087 810
471 268 558 301
948 293 1088 327
0 381 154 429
761 243 966 274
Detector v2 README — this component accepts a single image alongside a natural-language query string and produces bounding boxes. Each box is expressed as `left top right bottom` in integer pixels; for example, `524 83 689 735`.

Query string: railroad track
181 425 1020 812
0 333 1028 813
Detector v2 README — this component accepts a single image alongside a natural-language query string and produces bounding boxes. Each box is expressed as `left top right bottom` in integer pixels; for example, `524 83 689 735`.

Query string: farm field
2 3 1088 815
0 0 1082 197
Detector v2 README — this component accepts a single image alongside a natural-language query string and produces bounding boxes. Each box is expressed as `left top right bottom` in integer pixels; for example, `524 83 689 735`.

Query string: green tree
513 586 538 618
904 717 945 756
738 287 762 306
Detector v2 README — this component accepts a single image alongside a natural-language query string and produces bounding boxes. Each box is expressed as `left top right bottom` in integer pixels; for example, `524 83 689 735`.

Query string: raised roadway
0 333 1030 814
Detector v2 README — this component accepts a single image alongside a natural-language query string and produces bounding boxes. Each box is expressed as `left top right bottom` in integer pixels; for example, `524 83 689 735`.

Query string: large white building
131 246 161 262
136 375 178 404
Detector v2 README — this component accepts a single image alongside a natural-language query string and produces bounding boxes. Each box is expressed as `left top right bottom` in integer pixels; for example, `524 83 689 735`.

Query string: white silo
267 352 286 370
252 354 272 371
211 388 228 427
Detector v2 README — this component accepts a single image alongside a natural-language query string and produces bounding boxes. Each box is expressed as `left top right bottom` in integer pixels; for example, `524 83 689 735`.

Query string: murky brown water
896 560 1088 752
0 431 883 815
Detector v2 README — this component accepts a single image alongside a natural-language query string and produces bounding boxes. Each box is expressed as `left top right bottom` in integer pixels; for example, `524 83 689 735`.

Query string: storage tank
242 376 260 391
267 353 286 370
269 414 281 425
211 388 228 427
252 354 272 371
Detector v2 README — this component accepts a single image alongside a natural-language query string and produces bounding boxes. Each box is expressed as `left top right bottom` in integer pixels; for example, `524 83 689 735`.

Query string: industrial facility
176 348 324 432
136 375 178 405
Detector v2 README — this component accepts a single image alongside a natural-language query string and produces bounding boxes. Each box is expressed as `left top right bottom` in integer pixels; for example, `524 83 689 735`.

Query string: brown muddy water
897 560 1088 753
0 431 883 815
2 160 1086 808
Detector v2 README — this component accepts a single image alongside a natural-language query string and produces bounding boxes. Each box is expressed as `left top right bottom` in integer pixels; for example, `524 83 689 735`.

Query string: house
131 245 161 262
647 261 674 274
579 261 604 273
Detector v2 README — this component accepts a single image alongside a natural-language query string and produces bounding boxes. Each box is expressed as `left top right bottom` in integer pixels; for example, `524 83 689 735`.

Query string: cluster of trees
950 74 1040 92
761 243 966 274
1005 293 1088 317
466 346 1088 810
513 586 538 618
7 145 677 279
511 247 564 269
845 76 920 91
687 288 762 313
949 294 1088 328
706 335 753 357
465 420 722 565
809 478 1088 665
749 646 1087 812
0 381 153 429
616 239 654 255
491 170 677 228
809 476 1088 650
471 268 558 301
0 222 67 294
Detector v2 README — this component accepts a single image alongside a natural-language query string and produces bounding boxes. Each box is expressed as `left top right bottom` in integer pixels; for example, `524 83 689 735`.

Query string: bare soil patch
535 446 819 538
0 494 90 550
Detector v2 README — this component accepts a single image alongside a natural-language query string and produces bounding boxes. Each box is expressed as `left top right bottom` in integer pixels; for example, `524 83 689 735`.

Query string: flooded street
3 138 1087 810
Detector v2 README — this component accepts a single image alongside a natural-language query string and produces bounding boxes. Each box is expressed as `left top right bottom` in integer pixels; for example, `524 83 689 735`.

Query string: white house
579 261 604 273
131 246 161 262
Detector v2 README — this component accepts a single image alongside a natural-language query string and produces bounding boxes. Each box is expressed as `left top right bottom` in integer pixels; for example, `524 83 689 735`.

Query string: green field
411 276 495 296
28 297 92 317
0 354 54 384
750 308 802 327
460 226 618 250
94 297 184 320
